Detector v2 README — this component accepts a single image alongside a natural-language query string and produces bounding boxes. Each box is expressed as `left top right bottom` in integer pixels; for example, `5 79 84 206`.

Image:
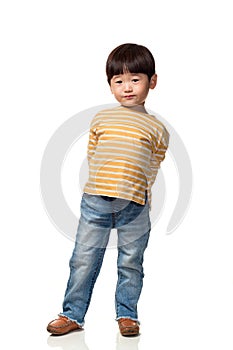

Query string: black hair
106 43 156 85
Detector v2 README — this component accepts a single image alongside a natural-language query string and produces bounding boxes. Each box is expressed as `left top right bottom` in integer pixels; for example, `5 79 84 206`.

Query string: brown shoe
47 315 82 335
118 318 140 336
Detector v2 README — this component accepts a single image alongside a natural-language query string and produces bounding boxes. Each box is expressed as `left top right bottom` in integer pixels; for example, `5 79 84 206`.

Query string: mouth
124 95 135 99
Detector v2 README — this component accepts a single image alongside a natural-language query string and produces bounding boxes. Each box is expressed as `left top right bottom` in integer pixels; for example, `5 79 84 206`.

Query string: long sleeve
148 127 169 192
87 125 98 164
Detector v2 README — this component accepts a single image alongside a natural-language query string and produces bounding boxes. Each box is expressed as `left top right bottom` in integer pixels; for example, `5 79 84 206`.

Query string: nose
124 81 133 92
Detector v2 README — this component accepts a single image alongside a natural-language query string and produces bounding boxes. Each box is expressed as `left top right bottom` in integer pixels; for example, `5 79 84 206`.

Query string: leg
60 194 112 326
115 230 150 321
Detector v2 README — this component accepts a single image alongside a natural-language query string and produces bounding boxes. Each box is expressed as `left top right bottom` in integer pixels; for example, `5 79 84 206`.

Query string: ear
149 74 157 89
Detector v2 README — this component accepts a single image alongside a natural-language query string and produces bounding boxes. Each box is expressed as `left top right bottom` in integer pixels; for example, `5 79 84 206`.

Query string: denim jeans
60 193 151 326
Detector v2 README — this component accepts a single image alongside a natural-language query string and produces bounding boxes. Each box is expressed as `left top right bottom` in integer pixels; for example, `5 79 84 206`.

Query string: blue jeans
60 193 151 326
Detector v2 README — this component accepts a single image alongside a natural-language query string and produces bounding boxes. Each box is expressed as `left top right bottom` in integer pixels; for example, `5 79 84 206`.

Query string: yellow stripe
90 150 150 164
90 167 146 178
96 124 149 135
96 143 150 154
97 128 149 139
97 140 151 152
89 177 146 186
90 161 145 171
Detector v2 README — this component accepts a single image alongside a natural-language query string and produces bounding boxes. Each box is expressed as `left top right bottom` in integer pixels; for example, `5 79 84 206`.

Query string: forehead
112 72 146 79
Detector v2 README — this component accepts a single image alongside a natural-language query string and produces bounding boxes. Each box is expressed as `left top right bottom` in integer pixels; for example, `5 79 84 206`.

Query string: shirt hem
83 188 146 205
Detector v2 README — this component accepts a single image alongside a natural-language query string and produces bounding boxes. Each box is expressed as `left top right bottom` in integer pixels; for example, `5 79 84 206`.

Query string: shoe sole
47 325 82 336
120 329 139 337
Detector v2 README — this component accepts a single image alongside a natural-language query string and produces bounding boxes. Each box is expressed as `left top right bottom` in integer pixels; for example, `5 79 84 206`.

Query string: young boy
47 43 169 337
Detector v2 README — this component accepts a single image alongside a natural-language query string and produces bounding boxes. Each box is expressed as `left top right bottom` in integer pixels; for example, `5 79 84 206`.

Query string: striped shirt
84 105 169 207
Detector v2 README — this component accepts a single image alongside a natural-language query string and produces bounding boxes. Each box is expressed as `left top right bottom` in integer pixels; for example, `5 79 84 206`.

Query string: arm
87 124 98 163
148 127 170 188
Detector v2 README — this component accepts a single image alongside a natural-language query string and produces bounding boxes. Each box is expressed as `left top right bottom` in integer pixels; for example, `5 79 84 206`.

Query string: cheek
141 85 150 96
112 88 121 96
110 87 117 95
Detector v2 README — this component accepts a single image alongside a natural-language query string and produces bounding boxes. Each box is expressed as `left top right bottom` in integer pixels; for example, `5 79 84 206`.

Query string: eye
115 80 122 84
132 78 139 83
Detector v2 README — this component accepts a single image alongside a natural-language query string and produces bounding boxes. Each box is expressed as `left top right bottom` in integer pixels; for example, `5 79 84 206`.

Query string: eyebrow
113 73 141 79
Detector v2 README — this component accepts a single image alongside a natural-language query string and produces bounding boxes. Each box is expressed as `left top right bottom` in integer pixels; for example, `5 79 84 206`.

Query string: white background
1 1 233 349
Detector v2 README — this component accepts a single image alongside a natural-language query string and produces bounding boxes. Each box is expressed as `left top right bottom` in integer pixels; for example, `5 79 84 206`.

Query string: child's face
110 72 157 107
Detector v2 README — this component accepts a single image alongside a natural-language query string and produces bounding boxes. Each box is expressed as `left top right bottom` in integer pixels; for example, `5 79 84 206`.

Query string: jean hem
116 316 140 324
58 313 84 327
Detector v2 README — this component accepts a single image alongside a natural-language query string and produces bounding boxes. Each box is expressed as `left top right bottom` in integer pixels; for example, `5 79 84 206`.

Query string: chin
122 101 138 107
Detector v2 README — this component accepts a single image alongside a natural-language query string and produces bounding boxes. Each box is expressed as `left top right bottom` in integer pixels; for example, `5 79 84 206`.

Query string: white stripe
90 153 150 166
95 121 154 136
98 139 151 150
154 153 165 159
157 147 167 152
88 178 146 188
96 146 150 157
98 135 150 147
89 163 148 176
96 127 150 139
89 172 147 183
89 169 146 179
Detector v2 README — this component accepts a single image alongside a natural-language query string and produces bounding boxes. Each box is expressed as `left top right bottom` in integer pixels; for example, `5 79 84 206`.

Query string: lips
124 95 135 99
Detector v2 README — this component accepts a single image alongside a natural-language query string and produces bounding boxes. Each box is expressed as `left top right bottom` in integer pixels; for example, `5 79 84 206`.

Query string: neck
121 104 148 114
